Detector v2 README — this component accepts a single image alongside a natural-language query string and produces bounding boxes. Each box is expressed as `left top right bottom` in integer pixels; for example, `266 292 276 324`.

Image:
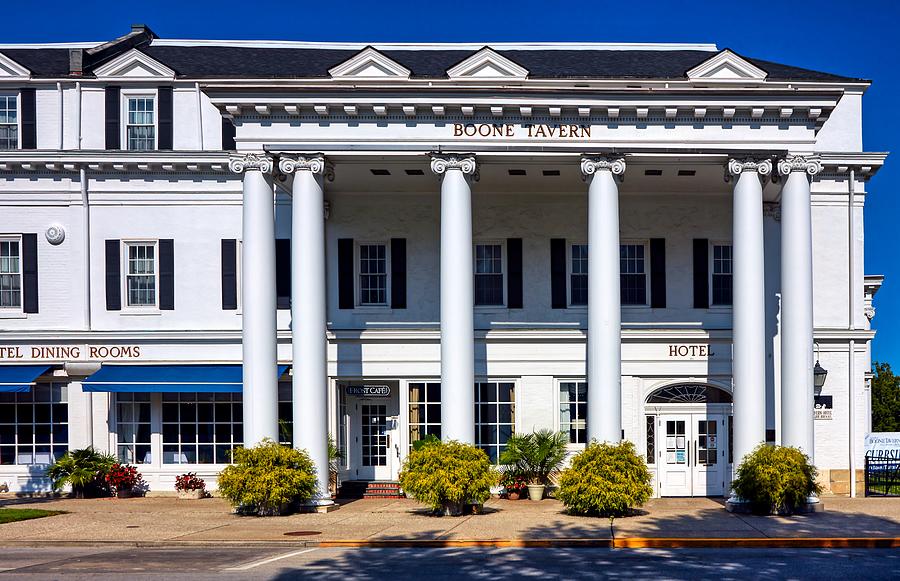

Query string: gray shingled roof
1 43 863 82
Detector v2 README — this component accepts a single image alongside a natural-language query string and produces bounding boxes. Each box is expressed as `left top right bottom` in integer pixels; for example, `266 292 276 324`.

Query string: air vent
370 169 391 176
405 169 425 176
542 170 561 176
508 169 527 176
644 169 663 176
678 170 696 177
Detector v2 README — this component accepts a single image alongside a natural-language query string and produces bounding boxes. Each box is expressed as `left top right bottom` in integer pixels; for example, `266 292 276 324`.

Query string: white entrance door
658 413 728 497
347 388 399 481
660 415 692 496
692 416 726 496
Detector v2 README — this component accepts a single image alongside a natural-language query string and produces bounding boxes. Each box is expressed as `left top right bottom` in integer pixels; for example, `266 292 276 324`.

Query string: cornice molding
228 152 273 174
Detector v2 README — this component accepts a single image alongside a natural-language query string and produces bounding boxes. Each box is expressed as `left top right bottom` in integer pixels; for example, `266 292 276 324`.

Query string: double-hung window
559 381 587 444
570 243 588 306
0 95 17 150
0 238 21 309
358 243 388 306
620 243 648 306
408 382 441 449
711 244 733 306
474 243 504 306
475 381 515 463
126 242 157 308
126 96 155 151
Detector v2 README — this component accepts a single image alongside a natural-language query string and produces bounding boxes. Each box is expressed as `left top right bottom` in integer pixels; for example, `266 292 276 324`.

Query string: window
570 244 588 306
559 381 587 444
0 384 68 466
409 382 441 448
116 393 151 464
0 95 17 150
475 381 515 463
646 415 656 465
126 242 157 307
475 243 504 306
0 238 21 309
620 243 648 305
126 96 155 151
277 381 293 445
711 244 733 306
162 392 243 464
358 243 387 306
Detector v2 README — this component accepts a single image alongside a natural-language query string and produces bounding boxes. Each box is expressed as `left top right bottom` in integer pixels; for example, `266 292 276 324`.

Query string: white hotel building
0 25 886 499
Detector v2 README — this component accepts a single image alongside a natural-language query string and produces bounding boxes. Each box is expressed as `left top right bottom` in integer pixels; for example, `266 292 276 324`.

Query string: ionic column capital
278 154 334 181
430 153 478 177
580 156 626 177
726 157 773 181
228 152 273 174
777 155 822 177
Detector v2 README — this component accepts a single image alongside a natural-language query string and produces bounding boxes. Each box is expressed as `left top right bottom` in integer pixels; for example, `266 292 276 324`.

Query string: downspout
848 169 856 498
81 165 93 447
56 82 63 149
195 82 204 149
75 81 82 149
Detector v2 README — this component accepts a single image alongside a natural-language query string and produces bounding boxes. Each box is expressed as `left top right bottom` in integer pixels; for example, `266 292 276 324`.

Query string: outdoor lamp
813 360 828 396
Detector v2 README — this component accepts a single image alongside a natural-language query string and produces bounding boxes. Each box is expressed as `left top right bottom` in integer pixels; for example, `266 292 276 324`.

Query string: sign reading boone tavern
452 123 592 139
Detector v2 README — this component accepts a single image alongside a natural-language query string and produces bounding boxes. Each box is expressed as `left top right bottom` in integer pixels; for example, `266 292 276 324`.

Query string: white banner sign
864 433 900 459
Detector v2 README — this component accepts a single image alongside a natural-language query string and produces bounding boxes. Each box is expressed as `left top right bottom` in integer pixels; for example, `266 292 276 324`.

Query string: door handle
694 440 698 466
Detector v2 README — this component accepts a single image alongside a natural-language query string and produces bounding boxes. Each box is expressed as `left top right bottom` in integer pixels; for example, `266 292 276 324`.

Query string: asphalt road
2 545 900 580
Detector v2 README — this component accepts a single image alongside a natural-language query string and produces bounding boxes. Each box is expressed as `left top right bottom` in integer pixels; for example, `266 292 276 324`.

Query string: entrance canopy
647 383 732 404
82 364 289 393
0 365 52 392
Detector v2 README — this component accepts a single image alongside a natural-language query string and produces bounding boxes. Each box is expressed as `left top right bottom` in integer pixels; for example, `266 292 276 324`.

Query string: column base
725 494 824 514
299 498 339 513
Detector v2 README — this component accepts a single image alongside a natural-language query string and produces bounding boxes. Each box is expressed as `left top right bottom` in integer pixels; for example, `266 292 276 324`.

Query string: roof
0 36 865 83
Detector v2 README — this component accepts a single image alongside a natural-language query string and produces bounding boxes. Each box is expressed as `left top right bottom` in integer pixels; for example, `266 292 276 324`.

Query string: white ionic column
431 154 477 444
778 155 821 460
279 154 333 504
728 158 771 466
581 156 626 443
230 153 279 446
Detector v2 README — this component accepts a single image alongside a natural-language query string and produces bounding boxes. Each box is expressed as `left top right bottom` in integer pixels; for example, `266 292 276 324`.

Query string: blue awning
0 365 52 393
82 364 289 393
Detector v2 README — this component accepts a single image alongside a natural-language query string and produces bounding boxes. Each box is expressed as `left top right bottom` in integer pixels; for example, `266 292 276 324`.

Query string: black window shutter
650 238 666 309
104 87 120 150
693 238 709 309
159 239 175 310
105 240 121 310
507 238 523 309
157 87 173 150
275 239 291 309
20 89 36 150
390 238 406 309
21 233 38 313
221 239 238 310
338 238 354 309
222 117 236 150
550 238 567 309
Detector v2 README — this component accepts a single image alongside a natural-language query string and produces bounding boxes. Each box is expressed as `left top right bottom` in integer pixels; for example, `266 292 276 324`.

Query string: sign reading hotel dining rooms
0 345 143 361
452 123 592 139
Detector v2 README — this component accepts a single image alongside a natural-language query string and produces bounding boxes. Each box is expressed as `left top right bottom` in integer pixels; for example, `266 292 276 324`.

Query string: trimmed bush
46 447 117 498
399 439 496 516
731 444 821 515
217 439 318 516
556 441 653 517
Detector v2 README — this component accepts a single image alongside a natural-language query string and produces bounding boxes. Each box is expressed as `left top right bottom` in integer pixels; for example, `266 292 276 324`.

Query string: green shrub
731 444 821 515
556 441 653 517
399 440 496 515
46 447 117 498
217 439 318 516
499 429 569 485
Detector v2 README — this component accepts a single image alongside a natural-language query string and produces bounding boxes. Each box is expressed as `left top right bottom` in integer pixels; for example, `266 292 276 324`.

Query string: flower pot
441 501 464 517
177 489 205 500
507 491 521 501
527 484 545 501
116 489 134 499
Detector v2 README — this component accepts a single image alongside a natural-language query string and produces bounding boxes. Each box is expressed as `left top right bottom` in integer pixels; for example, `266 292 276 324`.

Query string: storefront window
0 383 68 465
409 382 441 449
475 381 515 463
162 392 242 464
116 392 151 464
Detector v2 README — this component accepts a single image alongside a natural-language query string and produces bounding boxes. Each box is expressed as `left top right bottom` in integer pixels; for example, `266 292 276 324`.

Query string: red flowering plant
105 463 145 494
499 470 528 496
175 472 206 492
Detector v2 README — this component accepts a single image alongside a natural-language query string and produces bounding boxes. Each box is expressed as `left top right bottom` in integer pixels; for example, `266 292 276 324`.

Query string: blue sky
4 0 898 364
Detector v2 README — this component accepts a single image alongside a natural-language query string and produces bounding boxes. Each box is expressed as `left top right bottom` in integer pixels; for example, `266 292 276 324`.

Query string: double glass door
658 413 727 496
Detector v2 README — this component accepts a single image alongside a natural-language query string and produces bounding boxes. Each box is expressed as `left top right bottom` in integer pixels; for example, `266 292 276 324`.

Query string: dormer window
126 96 156 151
0 95 17 150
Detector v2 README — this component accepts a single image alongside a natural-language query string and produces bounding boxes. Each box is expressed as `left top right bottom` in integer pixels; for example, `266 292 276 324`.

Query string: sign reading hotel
0 345 143 361
452 123 592 139
666 345 716 358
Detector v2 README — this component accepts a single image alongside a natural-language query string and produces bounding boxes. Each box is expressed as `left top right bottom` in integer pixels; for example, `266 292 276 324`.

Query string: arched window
646 383 732 404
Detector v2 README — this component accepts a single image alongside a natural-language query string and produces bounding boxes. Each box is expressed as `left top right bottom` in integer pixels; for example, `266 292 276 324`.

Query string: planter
507 491 521 501
527 484 545 501
441 501 464 517
115 489 134 499
177 489 205 500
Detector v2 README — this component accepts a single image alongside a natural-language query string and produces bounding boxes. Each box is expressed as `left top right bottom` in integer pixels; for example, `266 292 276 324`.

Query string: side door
659 415 692 496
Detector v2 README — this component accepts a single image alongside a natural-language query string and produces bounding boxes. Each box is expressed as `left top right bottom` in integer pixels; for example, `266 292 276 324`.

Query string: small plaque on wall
814 395 833 420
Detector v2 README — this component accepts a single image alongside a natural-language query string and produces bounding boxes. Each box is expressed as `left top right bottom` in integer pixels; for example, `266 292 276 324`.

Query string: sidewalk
3 495 900 547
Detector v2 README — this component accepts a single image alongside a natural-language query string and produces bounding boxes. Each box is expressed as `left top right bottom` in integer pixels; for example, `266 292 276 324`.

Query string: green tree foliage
731 444 821 515
46 447 116 498
556 441 653 517
399 439 496 515
217 439 318 516
872 362 900 432
499 429 569 485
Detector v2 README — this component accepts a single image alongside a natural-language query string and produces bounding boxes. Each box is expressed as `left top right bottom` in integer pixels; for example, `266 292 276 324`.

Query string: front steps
337 480 404 500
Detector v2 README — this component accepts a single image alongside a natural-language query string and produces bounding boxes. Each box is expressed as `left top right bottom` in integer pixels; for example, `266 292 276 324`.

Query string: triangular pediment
93 48 175 81
0 52 31 80
446 47 528 80
328 47 410 79
686 49 767 80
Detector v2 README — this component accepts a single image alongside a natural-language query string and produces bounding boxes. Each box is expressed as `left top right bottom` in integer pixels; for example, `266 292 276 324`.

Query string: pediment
446 47 528 80
0 52 31 80
328 47 410 79
93 48 175 81
686 49 767 80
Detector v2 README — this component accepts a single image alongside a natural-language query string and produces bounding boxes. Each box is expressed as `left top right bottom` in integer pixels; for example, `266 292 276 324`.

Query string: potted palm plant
46 447 116 498
500 430 569 501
